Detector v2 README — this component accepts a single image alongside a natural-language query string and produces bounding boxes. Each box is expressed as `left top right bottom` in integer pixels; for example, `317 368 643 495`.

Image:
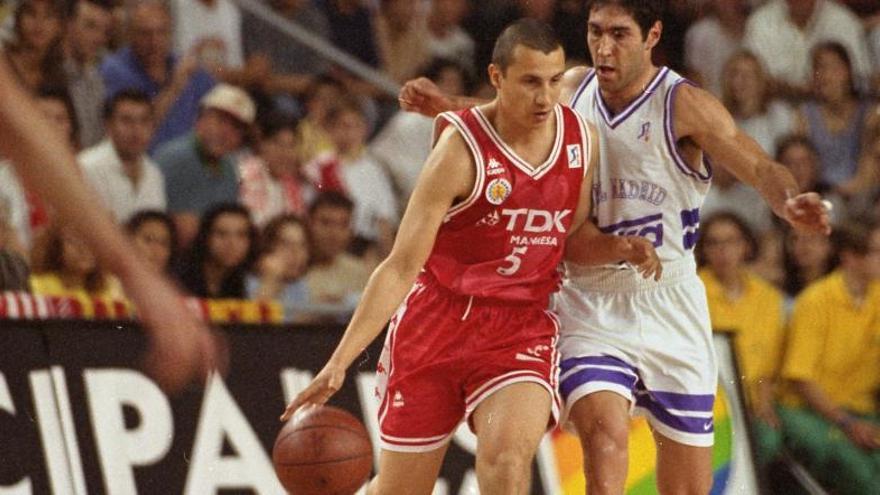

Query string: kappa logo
485 178 512 205
566 144 581 169
476 210 501 227
487 157 506 176
392 390 405 408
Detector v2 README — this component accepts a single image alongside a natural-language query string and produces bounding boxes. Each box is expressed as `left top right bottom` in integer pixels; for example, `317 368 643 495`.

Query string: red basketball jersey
425 104 590 304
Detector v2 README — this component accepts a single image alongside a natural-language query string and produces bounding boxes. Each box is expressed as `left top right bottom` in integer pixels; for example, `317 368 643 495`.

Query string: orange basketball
273 405 373 495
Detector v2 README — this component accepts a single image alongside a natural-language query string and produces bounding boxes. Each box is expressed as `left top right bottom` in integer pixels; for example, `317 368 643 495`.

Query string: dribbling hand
783 192 832 235
280 363 346 421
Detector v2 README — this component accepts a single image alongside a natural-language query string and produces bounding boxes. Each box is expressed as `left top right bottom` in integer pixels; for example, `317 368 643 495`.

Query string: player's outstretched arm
281 126 475 420
398 77 486 117
0 59 223 394
675 84 831 235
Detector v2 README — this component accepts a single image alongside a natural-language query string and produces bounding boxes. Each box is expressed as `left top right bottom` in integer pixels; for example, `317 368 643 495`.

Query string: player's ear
645 20 662 51
488 63 502 90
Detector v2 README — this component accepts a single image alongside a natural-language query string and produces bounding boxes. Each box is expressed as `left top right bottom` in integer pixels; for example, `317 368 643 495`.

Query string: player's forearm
327 259 422 369
752 160 800 219
566 232 631 266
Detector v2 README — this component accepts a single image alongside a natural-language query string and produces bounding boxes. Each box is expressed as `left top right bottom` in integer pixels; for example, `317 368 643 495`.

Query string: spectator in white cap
154 83 255 247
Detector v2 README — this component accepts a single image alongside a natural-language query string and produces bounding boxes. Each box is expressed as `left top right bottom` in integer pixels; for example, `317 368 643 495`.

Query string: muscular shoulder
421 125 476 201
561 65 592 104
673 83 736 140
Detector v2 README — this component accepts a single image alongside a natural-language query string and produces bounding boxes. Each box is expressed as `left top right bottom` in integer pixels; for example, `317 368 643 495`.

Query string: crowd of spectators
0 0 878 491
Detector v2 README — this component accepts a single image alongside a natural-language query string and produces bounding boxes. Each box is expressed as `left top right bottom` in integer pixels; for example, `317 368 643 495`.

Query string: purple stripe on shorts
636 395 714 434
560 355 638 373
560 367 637 400
646 390 715 413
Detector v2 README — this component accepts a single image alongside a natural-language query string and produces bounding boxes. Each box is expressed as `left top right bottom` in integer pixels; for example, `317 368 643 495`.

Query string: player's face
490 45 565 127
701 220 749 276
207 213 252 270
587 5 660 95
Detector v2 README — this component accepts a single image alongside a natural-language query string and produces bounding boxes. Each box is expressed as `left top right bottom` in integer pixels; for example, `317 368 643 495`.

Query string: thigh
369 444 450 495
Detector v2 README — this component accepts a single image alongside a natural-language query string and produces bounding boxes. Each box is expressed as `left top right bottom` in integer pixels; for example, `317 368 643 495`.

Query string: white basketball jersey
569 66 711 265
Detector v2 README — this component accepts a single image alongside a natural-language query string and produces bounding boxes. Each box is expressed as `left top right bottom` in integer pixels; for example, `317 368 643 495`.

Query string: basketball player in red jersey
0 57 221 394
282 20 658 494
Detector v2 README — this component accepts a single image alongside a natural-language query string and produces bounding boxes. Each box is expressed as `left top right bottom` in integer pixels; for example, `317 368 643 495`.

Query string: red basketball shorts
374 277 561 452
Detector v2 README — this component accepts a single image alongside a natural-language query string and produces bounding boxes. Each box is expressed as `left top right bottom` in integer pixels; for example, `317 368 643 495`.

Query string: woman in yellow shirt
30 224 127 316
696 212 787 465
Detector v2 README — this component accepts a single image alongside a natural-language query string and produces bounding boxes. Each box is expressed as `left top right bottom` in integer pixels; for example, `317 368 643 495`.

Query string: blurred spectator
125 209 177 273
176 203 257 299
370 58 470 203
304 191 369 321
795 41 875 192
462 0 520 81
776 133 847 222
696 212 786 465
375 0 429 83
0 197 29 291
720 50 796 155
701 165 774 235
849 129 880 220
62 0 112 149
308 97 397 259
1 0 65 91
425 0 474 73
323 0 381 68
155 83 255 247
171 0 243 72
553 0 588 64
778 222 880 494
241 0 331 106
870 21 880 94
30 224 126 301
685 0 749 96
100 0 215 152
246 213 312 322
744 0 872 99
0 162 30 255
239 112 313 227
297 75 344 165
79 89 165 222
783 228 835 297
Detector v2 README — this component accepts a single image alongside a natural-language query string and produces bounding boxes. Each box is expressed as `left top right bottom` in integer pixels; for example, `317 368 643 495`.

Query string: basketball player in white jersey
399 1 831 493
0 57 221 394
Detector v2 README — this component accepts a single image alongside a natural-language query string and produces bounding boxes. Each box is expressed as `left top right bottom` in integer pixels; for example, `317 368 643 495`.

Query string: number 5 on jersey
498 246 528 276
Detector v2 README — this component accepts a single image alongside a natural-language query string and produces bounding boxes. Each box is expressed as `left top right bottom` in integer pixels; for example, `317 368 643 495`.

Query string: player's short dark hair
491 18 562 73
587 0 666 40
832 221 878 257
103 89 152 119
309 191 354 216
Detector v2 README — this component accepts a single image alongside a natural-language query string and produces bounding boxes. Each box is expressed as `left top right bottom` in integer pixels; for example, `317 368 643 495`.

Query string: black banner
0 321 553 494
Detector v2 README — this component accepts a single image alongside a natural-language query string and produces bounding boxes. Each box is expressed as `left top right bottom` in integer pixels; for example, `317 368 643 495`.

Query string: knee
477 444 533 484
578 411 630 454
